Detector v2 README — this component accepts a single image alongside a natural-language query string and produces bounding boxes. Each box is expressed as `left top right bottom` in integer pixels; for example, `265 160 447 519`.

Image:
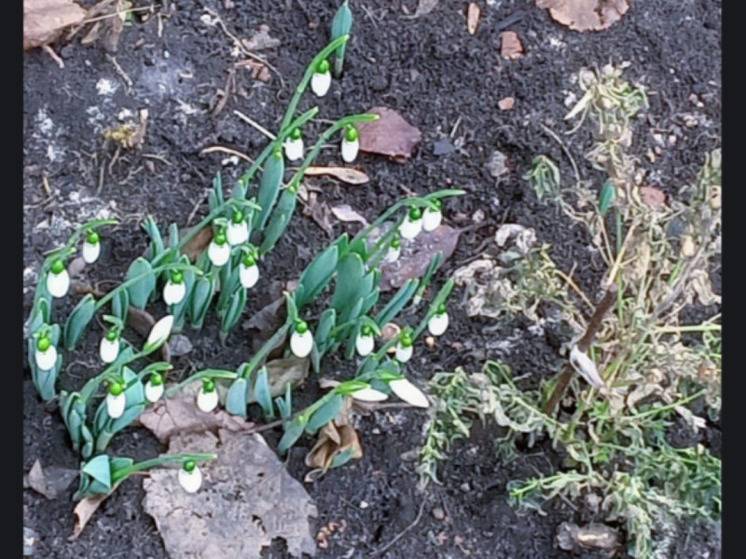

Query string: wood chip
304 166 370 185
500 31 524 59
536 0 630 32
498 97 515 110
357 107 422 162
466 3 480 35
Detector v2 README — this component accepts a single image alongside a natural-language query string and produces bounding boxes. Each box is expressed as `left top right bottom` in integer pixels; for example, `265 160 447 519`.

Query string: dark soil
23 0 721 558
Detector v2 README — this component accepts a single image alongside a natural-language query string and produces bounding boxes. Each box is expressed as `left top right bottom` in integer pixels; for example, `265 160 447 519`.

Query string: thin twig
540 123 581 188
544 284 618 415
106 54 133 92
199 146 254 163
371 499 427 557
233 110 276 140
43 45 65 68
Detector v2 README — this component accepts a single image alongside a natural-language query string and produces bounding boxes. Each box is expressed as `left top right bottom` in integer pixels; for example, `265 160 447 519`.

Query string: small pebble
359 500 369 509
432 507 446 521
24 527 38 556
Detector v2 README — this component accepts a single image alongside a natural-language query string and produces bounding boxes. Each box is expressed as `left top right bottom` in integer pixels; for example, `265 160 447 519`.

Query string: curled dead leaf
357 107 422 162
304 166 370 185
330 204 369 226
24 0 86 50
181 227 213 262
536 0 629 32
26 459 78 500
70 493 109 541
304 421 363 482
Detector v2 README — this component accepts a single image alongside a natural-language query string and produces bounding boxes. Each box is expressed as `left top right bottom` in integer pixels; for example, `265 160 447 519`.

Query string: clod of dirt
466 3 480 35
138 383 255 444
143 431 318 558
498 97 515 111
24 0 86 50
357 107 422 162
556 522 619 552
168 334 194 357
242 24 281 51
25 459 78 499
536 0 630 32
500 31 524 60
379 225 461 291
331 204 368 226
304 166 370 185
485 150 509 178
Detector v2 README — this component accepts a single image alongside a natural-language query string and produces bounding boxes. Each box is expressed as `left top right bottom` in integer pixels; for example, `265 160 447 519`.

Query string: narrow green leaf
314 308 337 347
375 279 419 326
256 149 285 232
189 276 214 329
306 394 344 433
331 253 366 315
82 455 112 490
111 288 129 322
330 1 352 78
125 257 156 309
168 223 180 249
277 417 306 454
296 244 339 309
259 189 297 256
253 367 274 419
142 216 165 262
220 287 247 339
64 294 96 350
599 180 616 217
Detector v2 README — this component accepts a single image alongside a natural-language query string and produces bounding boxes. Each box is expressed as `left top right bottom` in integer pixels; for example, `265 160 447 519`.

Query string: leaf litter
357 107 422 161
25 459 78 500
143 430 318 558
24 0 86 50
536 0 630 32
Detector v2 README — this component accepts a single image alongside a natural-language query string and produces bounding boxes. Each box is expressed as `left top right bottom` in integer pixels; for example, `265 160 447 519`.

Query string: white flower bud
427 312 449 337
163 280 186 306
227 220 249 246
239 262 259 289
341 138 359 163
290 329 314 358
99 336 120 364
145 380 164 403
46 268 70 298
355 332 375 356
208 240 231 267
146 315 174 348
399 213 423 240
284 137 304 162
422 207 442 232
197 386 219 413
35 345 57 371
395 343 413 363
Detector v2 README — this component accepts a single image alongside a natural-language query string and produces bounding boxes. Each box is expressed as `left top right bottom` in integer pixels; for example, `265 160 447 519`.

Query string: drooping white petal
46 270 70 298
341 138 359 163
239 263 259 289
395 343 413 363
82 241 101 264
146 315 174 348
35 346 57 371
197 388 219 413
389 379 429 408
290 329 313 358
227 221 249 246
106 393 126 419
423 208 442 232
99 337 120 364
427 313 449 336
145 381 164 403
355 334 374 357
178 466 203 493
569 346 606 389
284 138 304 162
399 216 422 240
208 241 231 267
385 246 401 263
311 71 331 97
163 281 186 306
351 387 389 402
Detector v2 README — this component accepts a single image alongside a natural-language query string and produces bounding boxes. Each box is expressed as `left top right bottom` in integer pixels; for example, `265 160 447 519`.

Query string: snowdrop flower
227 209 249 246
82 229 101 264
197 378 219 413
427 304 449 337
350 385 388 402
355 325 375 357
311 59 331 97
146 315 174 349
399 207 423 240
341 125 359 163
106 381 126 419
145 372 164 403
284 128 304 162
290 319 313 358
46 259 70 298
389 378 429 408
385 234 401 263
423 199 443 232
99 329 120 364
395 331 414 363
239 252 259 289
178 460 202 493
34 334 57 371
208 231 230 267
163 270 186 306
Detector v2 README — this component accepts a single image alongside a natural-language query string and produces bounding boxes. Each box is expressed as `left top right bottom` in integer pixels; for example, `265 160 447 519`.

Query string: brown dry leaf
138 384 255 444
242 24 281 50
380 225 461 291
303 192 334 236
262 356 310 398
182 227 213 261
500 31 524 59
304 421 363 482
70 494 109 541
357 107 422 162
467 3 481 35
304 166 370 185
536 0 629 32
24 0 86 50
330 205 369 226
25 459 78 500
498 97 515 111
143 431 317 558
639 186 666 209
